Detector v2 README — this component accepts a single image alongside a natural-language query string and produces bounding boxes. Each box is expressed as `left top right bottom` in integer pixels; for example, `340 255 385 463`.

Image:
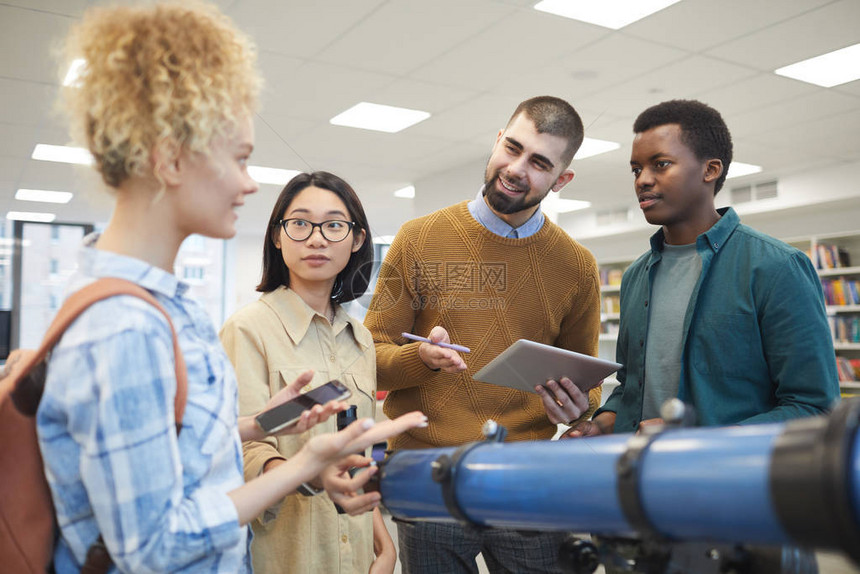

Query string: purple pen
401 332 471 354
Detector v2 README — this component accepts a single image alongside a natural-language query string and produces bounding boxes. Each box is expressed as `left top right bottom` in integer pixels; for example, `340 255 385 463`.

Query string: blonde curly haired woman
36 4 424 573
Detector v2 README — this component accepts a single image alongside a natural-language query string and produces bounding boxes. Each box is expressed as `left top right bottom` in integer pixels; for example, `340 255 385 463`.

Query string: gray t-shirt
642 242 702 420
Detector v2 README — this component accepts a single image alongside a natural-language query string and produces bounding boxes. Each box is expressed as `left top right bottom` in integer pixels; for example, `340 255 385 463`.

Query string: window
10 226 230 350
15 222 91 349
0 222 11 310
183 266 205 281
342 242 388 321
176 234 226 325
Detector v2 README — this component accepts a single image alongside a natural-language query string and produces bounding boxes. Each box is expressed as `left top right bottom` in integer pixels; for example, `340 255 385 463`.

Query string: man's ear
351 228 367 253
704 159 723 184
151 137 182 187
551 169 575 192
494 128 505 147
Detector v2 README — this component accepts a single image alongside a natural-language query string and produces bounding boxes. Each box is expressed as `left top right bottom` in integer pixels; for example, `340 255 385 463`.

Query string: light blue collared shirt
467 188 545 238
37 234 250 573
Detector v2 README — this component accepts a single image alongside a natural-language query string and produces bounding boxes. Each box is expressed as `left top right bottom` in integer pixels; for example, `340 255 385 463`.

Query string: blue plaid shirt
36 236 251 573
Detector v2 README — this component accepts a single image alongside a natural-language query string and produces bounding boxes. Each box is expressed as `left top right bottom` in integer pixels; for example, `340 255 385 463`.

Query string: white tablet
472 339 621 394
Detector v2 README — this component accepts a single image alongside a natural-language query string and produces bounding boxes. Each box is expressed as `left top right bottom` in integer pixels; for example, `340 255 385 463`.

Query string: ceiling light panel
534 0 683 30
574 138 621 160
15 189 74 204
774 43 860 88
63 58 86 87
543 196 591 213
248 166 301 185
32 144 93 165
330 102 431 133
726 161 763 179
7 211 57 223
393 185 415 199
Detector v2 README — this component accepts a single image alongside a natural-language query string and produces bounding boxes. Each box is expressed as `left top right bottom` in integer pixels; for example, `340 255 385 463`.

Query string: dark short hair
633 99 734 194
507 96 585 167
257 171 373 303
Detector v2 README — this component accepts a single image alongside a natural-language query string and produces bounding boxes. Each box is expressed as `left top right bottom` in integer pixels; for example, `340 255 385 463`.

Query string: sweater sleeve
364 227 434 391
555 250 603 425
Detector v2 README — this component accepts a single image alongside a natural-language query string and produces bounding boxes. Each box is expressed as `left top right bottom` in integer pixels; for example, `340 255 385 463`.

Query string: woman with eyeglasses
220 171 396 574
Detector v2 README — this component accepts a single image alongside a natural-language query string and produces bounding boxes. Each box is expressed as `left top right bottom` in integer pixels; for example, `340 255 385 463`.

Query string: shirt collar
260 286 371 350
649 207 739 254
76 232 189 299
467 188 545 238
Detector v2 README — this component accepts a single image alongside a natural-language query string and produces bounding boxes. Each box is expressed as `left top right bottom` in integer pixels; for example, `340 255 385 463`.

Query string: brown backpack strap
14 277 188 424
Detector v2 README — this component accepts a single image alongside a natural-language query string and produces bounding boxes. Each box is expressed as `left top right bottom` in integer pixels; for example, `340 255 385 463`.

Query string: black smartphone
255 379 352 435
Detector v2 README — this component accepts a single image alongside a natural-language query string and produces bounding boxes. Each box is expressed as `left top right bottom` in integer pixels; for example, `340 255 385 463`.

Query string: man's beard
482 170 550 215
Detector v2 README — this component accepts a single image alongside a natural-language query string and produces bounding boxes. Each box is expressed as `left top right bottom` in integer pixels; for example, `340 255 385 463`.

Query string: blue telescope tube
379 401 860 560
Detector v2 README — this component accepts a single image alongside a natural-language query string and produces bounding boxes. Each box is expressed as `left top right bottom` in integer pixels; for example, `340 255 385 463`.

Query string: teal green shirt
597 208 840 432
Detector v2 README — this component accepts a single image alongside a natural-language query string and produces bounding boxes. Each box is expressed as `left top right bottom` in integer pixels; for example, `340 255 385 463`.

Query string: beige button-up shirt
220 287 376 574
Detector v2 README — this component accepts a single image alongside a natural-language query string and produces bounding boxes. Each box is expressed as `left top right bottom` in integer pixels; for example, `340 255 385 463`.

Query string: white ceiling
1 0 859 237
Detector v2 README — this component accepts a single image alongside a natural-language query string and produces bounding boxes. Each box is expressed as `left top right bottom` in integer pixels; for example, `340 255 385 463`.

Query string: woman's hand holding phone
265 372 349 437
238 370 348 441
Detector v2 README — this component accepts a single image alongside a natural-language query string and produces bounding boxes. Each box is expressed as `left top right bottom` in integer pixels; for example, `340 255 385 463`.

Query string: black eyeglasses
278 218 356 242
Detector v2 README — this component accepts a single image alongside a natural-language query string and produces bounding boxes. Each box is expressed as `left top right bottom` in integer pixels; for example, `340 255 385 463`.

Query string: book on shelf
599 267 625 287
601 322 619 336
835 356 860 382
815 243 851 270
829 316 860 343
602 294 620 314
821 277 860 306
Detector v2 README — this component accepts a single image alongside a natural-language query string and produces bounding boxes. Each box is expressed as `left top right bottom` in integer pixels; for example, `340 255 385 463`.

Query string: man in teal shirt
538 99 840 436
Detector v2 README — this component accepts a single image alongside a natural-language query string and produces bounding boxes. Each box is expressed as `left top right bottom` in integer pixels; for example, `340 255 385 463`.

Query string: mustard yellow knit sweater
365 201 601 450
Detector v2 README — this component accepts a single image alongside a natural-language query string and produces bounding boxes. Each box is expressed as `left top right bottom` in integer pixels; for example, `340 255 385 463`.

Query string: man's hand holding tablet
536 377 591 426
472 339 621 426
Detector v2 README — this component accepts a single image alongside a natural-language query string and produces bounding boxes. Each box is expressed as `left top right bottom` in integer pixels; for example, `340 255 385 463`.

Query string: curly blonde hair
62 2 262 188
